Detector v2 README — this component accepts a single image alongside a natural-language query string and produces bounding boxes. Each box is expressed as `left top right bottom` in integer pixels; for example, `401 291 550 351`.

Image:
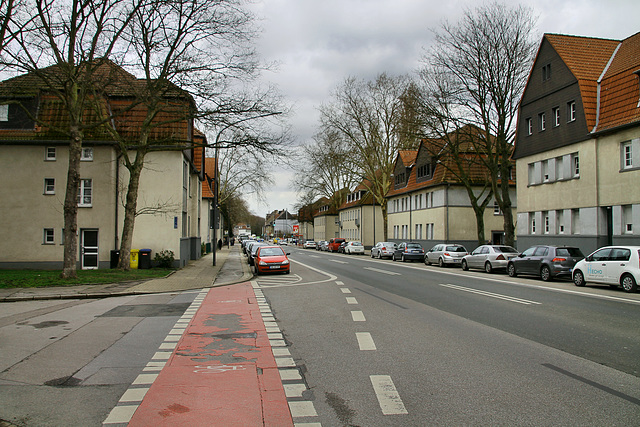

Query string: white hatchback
572 246 640 293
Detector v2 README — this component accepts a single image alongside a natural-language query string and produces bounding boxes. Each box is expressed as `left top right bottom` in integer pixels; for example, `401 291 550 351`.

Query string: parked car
316 240 327 251
242 239 257 255
254 245 290 275
508 245 584 281
338 241 348 253
248 242 268 266
328 238 346 252
572 246 640 292
303 239 317 249
371 242 397 259
461 245 519 273
344 241 365 255
393 242 425 262
424 244 468 267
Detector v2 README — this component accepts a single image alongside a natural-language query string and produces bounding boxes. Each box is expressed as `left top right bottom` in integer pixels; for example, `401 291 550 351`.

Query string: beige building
513 32 640 253
0 62 205 269
387 139 515 250
313 198 339 242
337 185 383 248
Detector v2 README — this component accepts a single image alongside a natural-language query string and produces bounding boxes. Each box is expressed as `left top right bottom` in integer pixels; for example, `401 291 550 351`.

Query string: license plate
453 259 461 263
269 265 280 269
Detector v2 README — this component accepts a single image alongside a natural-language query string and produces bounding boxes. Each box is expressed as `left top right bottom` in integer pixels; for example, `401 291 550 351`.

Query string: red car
328 238 346 253
254 246 291 275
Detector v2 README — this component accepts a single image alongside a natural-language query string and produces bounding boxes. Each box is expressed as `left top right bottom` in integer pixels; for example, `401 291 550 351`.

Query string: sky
244 0 640 217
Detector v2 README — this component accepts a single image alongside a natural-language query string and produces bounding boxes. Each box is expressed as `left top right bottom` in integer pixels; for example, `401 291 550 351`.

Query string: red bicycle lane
127 282 293 426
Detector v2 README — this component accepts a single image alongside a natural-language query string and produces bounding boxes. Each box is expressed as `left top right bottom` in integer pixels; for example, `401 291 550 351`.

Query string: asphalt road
256 246 640 426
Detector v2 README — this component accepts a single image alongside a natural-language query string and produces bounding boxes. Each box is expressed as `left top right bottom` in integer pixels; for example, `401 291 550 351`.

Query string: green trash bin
130 249 139 269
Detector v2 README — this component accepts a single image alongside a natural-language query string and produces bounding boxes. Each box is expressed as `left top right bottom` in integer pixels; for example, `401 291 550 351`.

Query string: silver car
425 244 468 267
461 245 519 273
370 242 397 259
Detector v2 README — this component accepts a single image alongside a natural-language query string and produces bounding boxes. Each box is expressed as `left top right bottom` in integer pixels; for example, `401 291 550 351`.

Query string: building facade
513 32 640 253
0 62 204 269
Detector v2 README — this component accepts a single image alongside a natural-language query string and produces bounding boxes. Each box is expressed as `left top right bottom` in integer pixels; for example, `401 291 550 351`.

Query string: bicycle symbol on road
194 364 246 374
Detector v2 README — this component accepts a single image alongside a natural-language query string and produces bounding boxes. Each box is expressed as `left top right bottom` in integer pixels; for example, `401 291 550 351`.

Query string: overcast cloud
244 0 640 216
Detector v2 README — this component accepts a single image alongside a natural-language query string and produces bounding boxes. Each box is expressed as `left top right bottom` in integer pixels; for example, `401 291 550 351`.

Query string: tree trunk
117 153 145 270
380 202 388 241
61 129 82 279
501 181 515 247
473 205 486 246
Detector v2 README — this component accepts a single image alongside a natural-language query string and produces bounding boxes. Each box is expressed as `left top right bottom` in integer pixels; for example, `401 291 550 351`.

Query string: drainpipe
114 154 119 250
445 183 450 242
409 195 412 241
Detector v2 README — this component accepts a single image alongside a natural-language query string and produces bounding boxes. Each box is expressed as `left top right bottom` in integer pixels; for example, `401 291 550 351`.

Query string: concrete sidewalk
0 245 253 302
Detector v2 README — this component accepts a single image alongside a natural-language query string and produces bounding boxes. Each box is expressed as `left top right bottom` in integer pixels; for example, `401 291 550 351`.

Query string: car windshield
407 243 422 249
495 246 518 253
351 242 362 246
446 246 466 252
557 247 584 257
259 247 285 257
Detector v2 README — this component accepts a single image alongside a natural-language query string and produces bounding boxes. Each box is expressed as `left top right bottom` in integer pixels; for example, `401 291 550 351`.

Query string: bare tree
320 73 415 240
2 0 142 278
419 2 537 246
108 0 287 269
294 127 358 211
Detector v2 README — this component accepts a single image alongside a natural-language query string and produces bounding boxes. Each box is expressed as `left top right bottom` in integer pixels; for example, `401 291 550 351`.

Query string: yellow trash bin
130 249 140 269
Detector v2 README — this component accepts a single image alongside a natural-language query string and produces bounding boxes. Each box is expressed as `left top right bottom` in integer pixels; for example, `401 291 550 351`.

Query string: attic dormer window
0 104 8 121
542 63 551 82
394 172 405 186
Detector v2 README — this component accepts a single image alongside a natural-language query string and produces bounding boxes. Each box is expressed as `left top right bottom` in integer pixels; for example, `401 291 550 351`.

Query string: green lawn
0 268 174 289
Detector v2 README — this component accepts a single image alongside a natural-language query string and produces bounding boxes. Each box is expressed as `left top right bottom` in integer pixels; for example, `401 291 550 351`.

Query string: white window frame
622 141 632 169
45 147 56 161
526 118 532 135
531 216 536 234
553 107 560 127
43 228 55 244
572 154 580 177
44 178 55 195
78 179 93 207
568 101 576 122
81 147 93 161
539 112 546 131
544 212 550 234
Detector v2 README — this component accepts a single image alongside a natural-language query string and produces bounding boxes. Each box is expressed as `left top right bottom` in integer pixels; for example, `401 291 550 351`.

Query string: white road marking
289 401 318 417
356 332 377 350
336 281 344 285
284 383 307 398
364 267 401 275
346 297 358 304
370 375 408 415
330 259 348 264
103 405 138 424
340 288 352 294
351 311 366 321
440 283 541 305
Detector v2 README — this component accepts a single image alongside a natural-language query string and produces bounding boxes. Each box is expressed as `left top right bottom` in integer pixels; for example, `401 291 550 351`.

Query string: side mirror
585 255 593 262
286 252 291 256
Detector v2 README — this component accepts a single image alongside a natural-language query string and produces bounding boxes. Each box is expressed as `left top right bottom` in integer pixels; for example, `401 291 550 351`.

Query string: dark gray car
507 245 584 281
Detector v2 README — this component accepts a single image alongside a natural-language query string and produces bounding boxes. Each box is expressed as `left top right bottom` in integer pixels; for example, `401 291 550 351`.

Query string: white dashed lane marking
370 375 408 415
356 332 377 350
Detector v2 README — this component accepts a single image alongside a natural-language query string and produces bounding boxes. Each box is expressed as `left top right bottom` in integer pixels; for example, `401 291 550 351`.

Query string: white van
572 246 640 292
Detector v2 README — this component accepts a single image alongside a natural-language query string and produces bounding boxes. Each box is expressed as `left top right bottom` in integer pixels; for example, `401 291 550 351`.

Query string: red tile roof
202 157 216 199
544 32 640 133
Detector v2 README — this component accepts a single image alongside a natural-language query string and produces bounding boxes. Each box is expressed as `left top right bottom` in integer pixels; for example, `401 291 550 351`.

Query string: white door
81 229 99 269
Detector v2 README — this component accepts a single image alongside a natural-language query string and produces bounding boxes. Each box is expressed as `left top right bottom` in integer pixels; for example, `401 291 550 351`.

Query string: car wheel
438 258 444 268
540 265 551 282
484 262 493 274
377 252 382 259
507 263 517 277
392 253 397 261
285 269 290 275
424 256 430 265
621 274 637 293
461 260 468 271
573 270 585 287
370 251 374 258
